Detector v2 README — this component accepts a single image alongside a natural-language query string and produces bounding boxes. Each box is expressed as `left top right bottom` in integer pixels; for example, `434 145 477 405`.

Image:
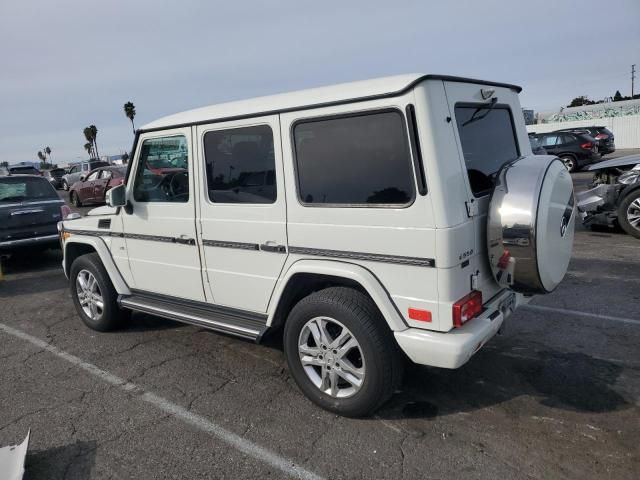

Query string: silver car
62 161 109 191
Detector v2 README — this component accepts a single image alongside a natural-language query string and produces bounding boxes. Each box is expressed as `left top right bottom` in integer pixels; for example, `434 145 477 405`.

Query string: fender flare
267 259 408 331
63 235 131 295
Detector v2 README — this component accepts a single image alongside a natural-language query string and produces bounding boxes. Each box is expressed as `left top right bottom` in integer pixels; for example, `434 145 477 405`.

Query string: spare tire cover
487 156 575 294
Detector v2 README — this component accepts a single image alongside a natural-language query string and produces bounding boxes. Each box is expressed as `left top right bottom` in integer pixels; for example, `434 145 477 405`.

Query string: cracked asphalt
1 170 639 479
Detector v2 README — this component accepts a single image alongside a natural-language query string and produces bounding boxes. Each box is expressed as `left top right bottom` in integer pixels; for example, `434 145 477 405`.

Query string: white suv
59 74 575 416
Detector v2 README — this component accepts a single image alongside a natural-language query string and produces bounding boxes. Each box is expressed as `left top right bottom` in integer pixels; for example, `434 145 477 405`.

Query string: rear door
195 115 288 312
81 170 100 202
93 169 110 201
443 80 528 301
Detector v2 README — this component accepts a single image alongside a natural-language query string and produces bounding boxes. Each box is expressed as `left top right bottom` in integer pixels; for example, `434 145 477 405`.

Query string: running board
118 291 268 342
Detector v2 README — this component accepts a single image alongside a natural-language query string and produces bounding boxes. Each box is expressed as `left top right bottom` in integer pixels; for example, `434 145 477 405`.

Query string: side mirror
79 174 86 181
106 184 126 208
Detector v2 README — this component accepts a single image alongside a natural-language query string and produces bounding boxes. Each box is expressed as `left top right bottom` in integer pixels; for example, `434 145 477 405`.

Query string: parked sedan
8 165 41 176
62 160 109 191
0 175 68 251
530 132 600 172
69 166 126 207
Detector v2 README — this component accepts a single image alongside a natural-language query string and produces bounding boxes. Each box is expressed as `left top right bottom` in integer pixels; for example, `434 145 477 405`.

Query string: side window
293 110 414 206
101 170 112 179
69 166 78 174
203 125 276 204
541 135 558 146
86 171 100 181
133 135 189 203
82 164 90 172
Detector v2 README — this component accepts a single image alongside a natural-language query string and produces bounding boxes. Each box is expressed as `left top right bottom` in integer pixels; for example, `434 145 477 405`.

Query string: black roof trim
137 75 522 134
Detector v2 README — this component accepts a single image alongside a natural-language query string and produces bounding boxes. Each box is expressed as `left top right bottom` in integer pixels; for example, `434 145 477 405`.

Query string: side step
118 291 268 342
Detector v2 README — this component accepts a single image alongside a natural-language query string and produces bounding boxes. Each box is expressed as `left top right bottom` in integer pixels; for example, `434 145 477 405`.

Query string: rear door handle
173 236 195 245
259 243 286 253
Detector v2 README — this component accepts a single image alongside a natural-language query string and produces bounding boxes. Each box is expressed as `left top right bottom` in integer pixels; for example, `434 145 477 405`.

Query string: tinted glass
10 166 39 175
203 125 276 204
541 134 559 146
0 177 57 202
455 106 519 195
101 170 112 179
294 111 414 205
86 171 99 181
133 136 189 202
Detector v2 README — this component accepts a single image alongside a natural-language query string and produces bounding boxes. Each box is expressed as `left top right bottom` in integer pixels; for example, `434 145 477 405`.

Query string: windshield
0 176 58 202
455 105 520 196
529 137 542 148
10 166 39 174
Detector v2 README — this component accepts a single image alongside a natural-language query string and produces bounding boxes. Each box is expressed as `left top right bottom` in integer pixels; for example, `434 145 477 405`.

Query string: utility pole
633 64 636 98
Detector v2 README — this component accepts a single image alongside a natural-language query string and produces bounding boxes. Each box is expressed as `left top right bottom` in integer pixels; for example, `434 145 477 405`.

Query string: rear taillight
580 142 593 150
452 290 483 328
60 204 71 219
595 134 608 140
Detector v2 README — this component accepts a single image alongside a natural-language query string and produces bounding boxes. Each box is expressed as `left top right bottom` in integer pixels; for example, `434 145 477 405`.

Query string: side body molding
267 259 408 331
63 236 131 296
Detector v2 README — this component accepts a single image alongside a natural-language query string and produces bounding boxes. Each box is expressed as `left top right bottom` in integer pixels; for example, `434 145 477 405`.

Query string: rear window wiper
462 97 498 127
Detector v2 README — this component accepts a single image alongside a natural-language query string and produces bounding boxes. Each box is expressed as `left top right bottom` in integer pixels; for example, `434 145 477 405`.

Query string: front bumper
394 290 525 369
0 234 60 250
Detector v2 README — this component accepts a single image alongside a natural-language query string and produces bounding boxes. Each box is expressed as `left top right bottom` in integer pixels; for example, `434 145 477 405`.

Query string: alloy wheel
627 198 640 232
298 316 365 398
561 157 575 172
76 269 104 321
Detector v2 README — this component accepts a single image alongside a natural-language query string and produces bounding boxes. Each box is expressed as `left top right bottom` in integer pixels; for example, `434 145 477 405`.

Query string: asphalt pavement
0 154 638 479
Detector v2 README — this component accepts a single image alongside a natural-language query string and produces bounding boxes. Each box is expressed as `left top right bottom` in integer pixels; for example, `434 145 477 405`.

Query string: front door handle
259 243 286 253
173 236 195 245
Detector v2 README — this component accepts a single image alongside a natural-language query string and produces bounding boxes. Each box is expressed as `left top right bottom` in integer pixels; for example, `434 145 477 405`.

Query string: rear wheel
71 191 82 207
283 287 403 417
70 253 129 331
560 155 577 173
618 190 640 239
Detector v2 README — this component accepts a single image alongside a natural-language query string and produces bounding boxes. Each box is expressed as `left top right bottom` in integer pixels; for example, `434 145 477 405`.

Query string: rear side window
0 177 57 202
293 111 415 206
455 105 519 196
203 125 276 204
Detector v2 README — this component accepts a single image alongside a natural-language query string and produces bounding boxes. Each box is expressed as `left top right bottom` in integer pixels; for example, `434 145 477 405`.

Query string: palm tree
124 102 136 134
83 142 93 159
37 151 44 162
89 125 99 159
83 127 97 159
44 146 52 164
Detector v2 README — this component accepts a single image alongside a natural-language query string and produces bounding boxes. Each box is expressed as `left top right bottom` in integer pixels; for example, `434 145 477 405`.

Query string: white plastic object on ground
0 430 30 480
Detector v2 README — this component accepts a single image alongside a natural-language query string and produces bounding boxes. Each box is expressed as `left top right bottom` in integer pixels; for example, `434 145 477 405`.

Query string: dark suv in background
530 131 600 172
555 126 615 155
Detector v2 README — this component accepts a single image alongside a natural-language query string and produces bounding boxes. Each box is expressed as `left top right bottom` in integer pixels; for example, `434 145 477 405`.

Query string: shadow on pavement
378 346 631 421
25 440 97 480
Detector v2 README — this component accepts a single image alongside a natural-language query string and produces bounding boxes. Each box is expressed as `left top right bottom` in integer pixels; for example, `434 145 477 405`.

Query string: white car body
60 74 557 371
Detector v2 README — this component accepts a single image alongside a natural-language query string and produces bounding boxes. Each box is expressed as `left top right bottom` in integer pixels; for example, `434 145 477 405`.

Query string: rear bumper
0 234 60 250
394 290 526 369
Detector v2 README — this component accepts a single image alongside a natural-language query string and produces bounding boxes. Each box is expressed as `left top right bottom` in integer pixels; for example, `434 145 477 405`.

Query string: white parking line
522 304 640 326
0 322 325 480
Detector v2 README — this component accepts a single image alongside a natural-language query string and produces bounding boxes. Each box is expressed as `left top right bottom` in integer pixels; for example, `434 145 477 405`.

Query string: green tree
83 142 93 159
567 96 596 108
0 161 8 168
613 90 623 102
124 101 136 134
89 125 99 159
44 146 52 164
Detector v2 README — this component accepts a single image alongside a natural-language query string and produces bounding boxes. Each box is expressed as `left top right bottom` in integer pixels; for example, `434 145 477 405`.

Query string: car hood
87 205 118 216
587 154 640 171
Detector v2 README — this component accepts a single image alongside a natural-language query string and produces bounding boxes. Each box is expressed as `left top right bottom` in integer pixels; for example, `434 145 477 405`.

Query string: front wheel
618 190 640 239
283 287 403 417
70 253 129 331
560 155 577 173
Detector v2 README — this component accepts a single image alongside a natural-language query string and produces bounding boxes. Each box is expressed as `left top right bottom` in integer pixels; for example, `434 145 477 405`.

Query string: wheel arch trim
267 259 408 331
64 236 131 295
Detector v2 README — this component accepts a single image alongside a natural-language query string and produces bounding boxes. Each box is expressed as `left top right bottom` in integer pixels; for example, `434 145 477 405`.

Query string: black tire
283 286 403 417
617 190 640 239
559 155 577 173
71 191 82 207
69 253 129 331
63 180 69 191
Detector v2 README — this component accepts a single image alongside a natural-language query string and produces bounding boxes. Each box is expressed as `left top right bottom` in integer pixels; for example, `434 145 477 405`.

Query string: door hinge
471 271 480 290
466 199 478 217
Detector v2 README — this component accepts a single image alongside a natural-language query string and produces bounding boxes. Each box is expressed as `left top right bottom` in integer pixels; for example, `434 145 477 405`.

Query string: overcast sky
1 0 638 164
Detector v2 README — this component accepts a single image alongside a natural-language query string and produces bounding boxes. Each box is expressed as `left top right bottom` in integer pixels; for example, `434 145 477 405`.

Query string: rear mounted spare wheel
487 156 575 294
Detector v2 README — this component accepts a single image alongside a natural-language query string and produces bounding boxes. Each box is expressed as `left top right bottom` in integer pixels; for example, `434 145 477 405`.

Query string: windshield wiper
462 97 498 127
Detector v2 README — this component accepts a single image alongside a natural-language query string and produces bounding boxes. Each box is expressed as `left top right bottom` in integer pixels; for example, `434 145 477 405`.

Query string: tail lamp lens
452 290 483 328
580 142 593 150
60 204 72 219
